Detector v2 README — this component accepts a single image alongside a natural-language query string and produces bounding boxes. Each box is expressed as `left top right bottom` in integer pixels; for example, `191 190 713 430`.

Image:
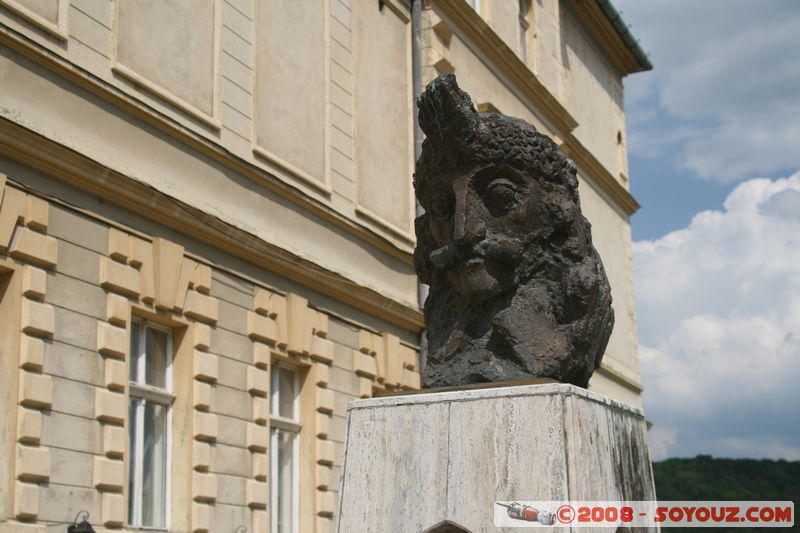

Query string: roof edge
596 0 653 72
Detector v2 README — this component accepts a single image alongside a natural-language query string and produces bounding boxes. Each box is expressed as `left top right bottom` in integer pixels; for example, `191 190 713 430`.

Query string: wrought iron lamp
67 511 94 533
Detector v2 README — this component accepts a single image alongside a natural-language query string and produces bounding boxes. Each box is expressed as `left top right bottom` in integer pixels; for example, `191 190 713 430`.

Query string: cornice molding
596 363 643 393
434 0 579 136
0 117 426 333
0 26 415 265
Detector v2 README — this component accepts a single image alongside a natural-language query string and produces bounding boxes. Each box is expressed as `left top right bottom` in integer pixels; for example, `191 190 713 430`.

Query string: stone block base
337 383 655 532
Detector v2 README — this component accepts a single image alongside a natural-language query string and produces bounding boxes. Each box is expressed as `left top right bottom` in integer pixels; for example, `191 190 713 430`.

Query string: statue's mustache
429 236 523 270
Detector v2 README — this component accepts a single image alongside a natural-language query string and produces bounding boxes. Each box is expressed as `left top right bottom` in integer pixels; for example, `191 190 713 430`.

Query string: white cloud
648 425 679 461
616 0 800 182
719 436 800 462
634 172 800 459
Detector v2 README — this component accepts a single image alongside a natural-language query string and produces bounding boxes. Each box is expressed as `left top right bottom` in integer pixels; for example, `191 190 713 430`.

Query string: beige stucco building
0 0 649 531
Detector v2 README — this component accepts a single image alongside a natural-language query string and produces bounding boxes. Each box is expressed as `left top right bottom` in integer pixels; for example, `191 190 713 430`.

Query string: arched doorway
423 520 471 533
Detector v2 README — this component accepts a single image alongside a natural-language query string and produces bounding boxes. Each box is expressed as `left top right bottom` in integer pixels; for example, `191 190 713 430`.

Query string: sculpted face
414 74 615 388
425 163 541 300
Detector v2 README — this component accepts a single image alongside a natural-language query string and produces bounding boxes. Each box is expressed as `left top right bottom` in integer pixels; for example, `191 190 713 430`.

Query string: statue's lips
463 256 484 267
448 254 485 270
451 256 490 281
431 238 522 271
430 245 486 270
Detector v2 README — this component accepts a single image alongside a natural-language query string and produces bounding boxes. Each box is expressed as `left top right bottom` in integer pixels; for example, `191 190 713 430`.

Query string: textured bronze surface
414 74 614 388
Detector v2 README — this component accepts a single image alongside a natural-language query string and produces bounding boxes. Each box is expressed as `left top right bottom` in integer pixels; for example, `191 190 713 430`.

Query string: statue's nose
452 183 485 243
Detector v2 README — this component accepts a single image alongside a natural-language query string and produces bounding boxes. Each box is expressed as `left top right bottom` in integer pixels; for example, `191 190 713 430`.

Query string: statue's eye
430 192 453 218
484 179 517 209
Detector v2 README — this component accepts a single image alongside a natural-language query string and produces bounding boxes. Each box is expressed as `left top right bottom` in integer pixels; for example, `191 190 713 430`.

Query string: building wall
477 0 630 185
0 0 418 306
0 173 419 532
561 3 629 185
0 0 646 531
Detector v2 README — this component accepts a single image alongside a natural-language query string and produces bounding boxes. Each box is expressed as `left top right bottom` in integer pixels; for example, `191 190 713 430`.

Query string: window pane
270 368 279 416
145 327 169 388
130 321 140 382
141 402 168 528
278 367 295 419
127 399 139 525
271 428 295 533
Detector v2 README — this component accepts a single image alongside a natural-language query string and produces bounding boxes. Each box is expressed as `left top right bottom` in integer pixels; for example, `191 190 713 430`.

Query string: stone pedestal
336 383 656 532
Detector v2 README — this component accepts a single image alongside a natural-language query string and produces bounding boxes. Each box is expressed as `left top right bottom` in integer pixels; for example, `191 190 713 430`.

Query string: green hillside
653 455 798 531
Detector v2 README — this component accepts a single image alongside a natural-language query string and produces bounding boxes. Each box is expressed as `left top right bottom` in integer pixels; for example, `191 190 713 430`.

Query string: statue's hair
413 74 614 385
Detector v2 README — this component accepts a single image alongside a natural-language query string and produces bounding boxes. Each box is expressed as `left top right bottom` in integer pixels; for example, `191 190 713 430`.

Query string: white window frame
128 319 174 530
269 363 302 533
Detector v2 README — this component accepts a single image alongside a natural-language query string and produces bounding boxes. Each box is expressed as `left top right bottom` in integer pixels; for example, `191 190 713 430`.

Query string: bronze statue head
414 74 614 388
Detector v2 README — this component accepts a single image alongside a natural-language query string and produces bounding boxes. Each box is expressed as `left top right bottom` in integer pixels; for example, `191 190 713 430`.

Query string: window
617 130 629 180
270 364 301 533
128 319 174 529
519 0 531 65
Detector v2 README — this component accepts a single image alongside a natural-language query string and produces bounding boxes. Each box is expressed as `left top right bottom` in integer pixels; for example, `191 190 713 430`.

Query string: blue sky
613 0 800 460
